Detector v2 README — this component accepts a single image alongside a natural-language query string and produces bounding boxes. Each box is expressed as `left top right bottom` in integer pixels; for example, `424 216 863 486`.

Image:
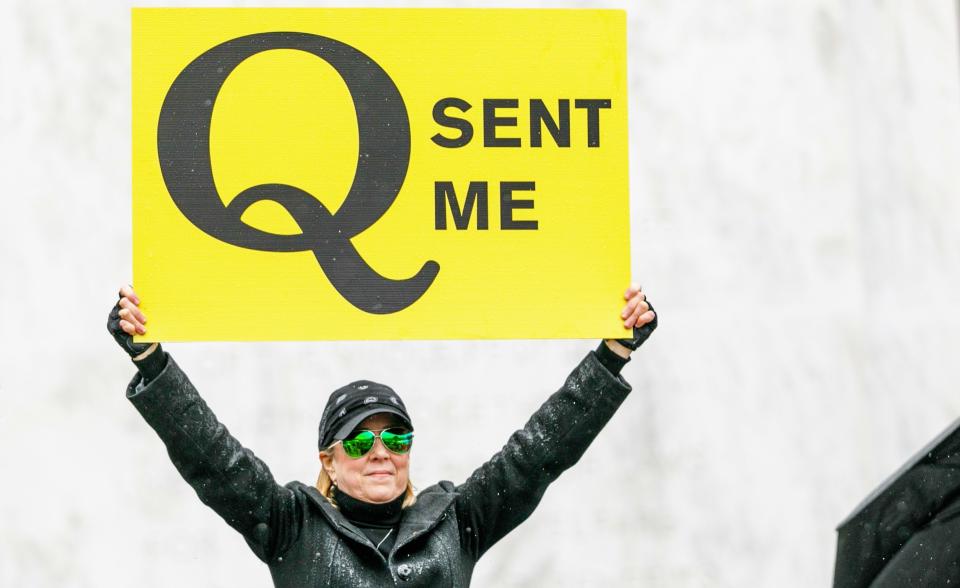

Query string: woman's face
320 413 411 504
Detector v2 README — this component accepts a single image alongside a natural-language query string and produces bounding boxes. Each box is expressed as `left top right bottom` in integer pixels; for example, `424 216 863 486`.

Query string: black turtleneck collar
333 486 405 528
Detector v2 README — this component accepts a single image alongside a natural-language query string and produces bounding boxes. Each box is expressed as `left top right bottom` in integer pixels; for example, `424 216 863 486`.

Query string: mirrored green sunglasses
335 428 414 459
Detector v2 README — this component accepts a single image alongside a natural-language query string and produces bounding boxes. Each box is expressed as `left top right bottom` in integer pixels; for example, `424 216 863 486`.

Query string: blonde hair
316 450 417 509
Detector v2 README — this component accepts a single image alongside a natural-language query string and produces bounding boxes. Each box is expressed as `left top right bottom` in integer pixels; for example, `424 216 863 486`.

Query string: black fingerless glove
107 297 167 380
594 300 658 376
616 300 658 351
107 299 152 357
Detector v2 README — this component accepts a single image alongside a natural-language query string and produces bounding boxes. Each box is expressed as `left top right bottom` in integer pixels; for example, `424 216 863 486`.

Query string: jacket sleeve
833 419 960 588
454 350 632 559
126 354 302 563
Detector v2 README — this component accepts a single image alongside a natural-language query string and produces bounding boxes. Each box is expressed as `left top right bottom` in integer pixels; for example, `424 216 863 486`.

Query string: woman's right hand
107 285 154 358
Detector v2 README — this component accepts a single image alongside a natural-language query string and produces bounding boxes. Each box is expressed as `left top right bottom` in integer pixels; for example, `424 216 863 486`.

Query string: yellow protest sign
132 8 630 341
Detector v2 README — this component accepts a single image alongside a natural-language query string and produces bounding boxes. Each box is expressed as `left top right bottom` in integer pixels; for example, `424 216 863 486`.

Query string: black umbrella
834 418 960 587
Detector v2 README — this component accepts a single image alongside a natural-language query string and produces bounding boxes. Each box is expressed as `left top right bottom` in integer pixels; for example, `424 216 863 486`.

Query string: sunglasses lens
341 430 375 458
339 429 413 458
381 429 414 454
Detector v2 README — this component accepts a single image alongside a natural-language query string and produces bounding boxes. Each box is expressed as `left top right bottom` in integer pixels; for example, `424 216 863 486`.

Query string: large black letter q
157 32 439 314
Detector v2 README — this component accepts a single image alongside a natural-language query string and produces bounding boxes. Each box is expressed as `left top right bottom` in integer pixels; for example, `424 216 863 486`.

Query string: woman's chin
361 486 402 503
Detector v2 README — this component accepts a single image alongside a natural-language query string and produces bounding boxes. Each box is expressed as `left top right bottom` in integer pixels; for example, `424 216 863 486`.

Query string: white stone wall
2 1 958 586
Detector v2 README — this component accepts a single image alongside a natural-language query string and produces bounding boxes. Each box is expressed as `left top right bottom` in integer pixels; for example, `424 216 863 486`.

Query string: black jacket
127 351 632 587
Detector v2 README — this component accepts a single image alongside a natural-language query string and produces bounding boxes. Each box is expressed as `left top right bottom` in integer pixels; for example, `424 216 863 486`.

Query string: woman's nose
368 437 390 458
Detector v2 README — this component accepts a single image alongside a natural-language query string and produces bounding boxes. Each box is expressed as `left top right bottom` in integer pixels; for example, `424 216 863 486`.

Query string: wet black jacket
127 351 632 587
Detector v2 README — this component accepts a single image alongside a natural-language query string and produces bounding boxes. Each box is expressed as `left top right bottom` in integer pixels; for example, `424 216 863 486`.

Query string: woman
108 284 657 587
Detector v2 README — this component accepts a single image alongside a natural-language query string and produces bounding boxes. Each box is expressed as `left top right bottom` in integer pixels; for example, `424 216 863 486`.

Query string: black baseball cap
318 380 412 450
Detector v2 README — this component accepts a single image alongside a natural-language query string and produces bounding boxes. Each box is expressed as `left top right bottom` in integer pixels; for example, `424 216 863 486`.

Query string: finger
625 302 646 328
636 299 649 316
119 297 147 324
625 289 646 305
636 309 656 327
118 308 144 333
620 295 641 320
623 284 642 300
119 284 140 306
620 288 650 318
119 313 146 335
626 299 651 327
118 319 144 336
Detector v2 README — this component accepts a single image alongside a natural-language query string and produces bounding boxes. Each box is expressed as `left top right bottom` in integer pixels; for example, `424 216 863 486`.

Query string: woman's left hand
620 284 654 329
605 285 657 358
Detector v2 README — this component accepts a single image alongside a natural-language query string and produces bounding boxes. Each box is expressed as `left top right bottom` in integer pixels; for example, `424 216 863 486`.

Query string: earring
328 479 339 506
